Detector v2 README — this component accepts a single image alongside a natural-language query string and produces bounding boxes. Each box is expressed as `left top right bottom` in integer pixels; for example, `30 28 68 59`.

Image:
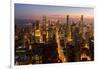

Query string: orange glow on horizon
21 14 93 20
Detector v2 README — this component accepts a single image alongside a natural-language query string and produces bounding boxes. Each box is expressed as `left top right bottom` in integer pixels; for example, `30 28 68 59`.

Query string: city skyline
15 3 94 65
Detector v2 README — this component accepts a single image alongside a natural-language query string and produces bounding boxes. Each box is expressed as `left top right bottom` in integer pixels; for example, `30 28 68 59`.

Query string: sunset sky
15 3 94 20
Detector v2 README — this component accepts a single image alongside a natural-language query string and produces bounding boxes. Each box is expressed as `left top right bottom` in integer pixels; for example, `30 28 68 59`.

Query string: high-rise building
66 15 72 42
41 16 49 43
79 15 84 34
34 20 42 43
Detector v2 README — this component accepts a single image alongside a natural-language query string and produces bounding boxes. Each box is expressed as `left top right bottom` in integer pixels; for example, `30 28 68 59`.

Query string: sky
15 3 94 20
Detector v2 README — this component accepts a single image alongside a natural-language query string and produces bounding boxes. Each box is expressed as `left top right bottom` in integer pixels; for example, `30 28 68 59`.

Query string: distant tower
80 15 84 34
35 20 40 30
42 16 47 30
81 15 83 22
81 15 84 28
34 20 42 43
66 15 72 42
66 15 70 35
42 16 48 43
66 15 69 28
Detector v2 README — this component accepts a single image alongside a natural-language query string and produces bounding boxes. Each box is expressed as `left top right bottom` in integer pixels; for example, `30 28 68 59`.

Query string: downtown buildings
15 14 94 65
